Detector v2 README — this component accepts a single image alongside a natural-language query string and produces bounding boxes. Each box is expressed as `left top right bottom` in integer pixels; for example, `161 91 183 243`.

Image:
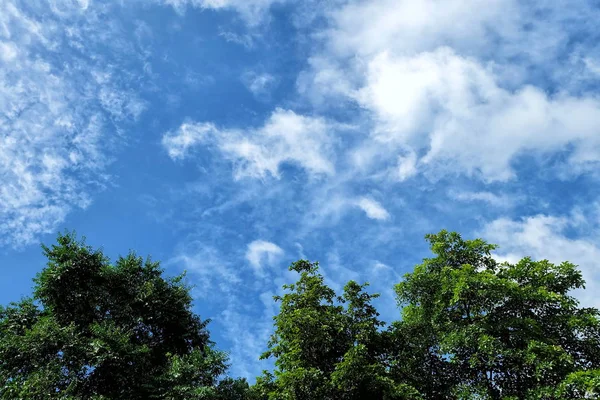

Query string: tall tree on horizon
0 232 249 399
396 230 600 399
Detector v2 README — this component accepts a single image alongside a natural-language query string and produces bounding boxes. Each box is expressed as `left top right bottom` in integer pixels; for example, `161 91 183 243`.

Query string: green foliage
396 230 600 399
3 230 600 399
0 232 232 399
260 260 415 399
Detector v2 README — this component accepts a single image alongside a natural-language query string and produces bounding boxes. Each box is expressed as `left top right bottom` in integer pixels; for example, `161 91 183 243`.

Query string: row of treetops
1 230 599 399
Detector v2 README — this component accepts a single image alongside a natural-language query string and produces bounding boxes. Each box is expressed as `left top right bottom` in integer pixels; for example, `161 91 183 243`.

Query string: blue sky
2 0 600 379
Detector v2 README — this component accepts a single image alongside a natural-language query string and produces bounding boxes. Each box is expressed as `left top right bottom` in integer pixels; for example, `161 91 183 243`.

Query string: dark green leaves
0 232 228 399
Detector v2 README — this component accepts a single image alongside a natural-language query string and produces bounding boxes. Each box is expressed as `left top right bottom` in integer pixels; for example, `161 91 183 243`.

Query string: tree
259 260 417 400
396 230 600 399
4 230 599 399
0 232 236 399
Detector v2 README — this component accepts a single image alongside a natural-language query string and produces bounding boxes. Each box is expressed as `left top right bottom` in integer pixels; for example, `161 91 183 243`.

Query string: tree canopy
0 233 251 399
2 230 600 399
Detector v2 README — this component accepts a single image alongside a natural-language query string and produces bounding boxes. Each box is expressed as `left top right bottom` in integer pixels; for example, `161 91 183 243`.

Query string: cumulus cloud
246 240 284 276
482 213 600 308
163 108 336 179
325 0 519 59
356 49 600 181
355 197 390 221
298 0 600 182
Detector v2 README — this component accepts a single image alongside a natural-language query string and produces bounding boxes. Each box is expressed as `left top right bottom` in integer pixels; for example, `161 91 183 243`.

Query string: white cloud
355 197 390 221
584 58 600 76
246 240 284 276
242 71 276 98
325 0 519 60
0 1 146 247
163 108 336 179
160 0 284 25
299 0 600 182
219 30 256 48
396 151 418 181
449 190 515 208
168 243 241 297
482 213 600 308
357 49 600 181
0 41 18 62
162 122 218 160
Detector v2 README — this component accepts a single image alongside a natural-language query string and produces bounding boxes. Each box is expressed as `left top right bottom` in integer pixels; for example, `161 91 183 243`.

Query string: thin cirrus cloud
0 0 146 247
158 0 285 25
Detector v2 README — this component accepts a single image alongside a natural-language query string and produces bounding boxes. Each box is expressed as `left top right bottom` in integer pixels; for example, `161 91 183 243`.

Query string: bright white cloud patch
326 0 518 59
482 213 600 308
396 151 418 181
355 197 390 221
299 0 600 182
246 240 284 276
0 1 145 247
163 109 336 179
356 49 600 181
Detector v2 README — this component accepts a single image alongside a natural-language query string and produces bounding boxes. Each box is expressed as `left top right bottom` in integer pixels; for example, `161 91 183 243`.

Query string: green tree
0 233 236 399
259 260 416 400
396 230 600 399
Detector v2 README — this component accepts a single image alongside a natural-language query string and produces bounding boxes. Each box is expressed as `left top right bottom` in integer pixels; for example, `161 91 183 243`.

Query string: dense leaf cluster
0 234 252 399
2 231 599 399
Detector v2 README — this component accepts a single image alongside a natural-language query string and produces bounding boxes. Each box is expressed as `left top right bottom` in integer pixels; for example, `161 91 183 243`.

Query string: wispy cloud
163 108 337 179
355 197 390 221
246 240 284 276
168 242 242 298
0 1 146 247
162 122 218 160
159 0 285 25
449 190 515 208
242 71 277 99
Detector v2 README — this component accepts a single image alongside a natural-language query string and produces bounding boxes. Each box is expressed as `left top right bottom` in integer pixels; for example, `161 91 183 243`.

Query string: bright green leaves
396 230 600 399
261 260 401 400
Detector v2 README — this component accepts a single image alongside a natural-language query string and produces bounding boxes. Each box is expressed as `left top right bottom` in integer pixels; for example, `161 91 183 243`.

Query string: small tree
0 233 239 399
259 260 416 400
